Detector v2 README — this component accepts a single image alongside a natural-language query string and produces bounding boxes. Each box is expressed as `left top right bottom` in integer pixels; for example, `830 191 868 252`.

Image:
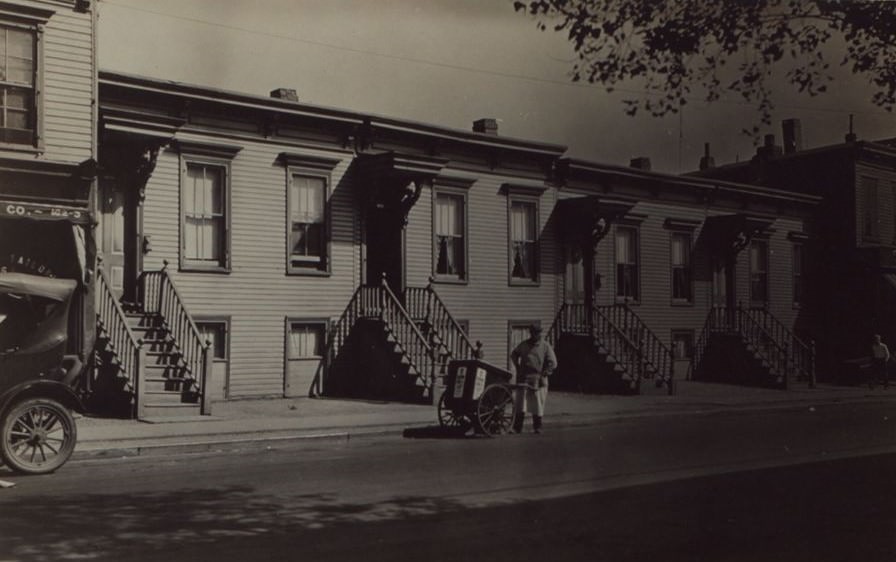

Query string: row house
0 0 97 373
693 119 896 381
93 71 819 419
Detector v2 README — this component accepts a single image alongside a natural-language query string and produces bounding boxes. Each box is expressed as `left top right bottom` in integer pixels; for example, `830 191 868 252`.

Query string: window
434 191 466 280
509 200 538 283
792 243 804 308
671 330 693 361
508 321 537 370
749 240 769 304
288 322 325 359
195 321 228 360
0 24 37 146
671 232 692 303
288 173 328 272
862 176 879 240
616 225 639 301
182 161 229 270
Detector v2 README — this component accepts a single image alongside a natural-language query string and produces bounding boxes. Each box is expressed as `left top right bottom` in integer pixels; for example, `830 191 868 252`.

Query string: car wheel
1 398 77 475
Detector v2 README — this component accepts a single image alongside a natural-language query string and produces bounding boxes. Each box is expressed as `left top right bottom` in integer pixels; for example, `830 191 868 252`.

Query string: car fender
0 380 85 419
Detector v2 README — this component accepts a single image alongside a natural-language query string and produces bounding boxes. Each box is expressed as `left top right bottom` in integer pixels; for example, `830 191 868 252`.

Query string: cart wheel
437 391 470 432
474 384 515 437
1 398 77 475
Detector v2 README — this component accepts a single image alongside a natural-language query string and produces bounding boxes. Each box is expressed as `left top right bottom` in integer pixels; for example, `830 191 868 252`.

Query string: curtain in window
672 234 691 300
289 324 322 358
184 165 223 261
290 176 325 259
615 228 638 299
436 195 463 275
511 203 535 279
750 242 768 302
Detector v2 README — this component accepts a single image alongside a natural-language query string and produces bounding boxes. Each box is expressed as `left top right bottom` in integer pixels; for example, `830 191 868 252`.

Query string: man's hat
529 324 542 334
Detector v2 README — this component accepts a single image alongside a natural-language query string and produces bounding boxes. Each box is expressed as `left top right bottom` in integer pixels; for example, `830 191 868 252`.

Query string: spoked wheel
1 398 77 475
473 384 515 437
437 391 470 433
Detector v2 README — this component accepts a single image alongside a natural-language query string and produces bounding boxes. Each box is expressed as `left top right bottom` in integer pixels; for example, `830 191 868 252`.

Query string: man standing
871 334 890 389
511 324 557 433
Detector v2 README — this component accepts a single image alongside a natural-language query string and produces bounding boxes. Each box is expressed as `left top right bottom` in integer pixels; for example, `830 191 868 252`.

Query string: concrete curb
69 392 896 462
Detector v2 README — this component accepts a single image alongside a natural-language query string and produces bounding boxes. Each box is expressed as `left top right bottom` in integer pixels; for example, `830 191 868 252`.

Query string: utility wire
102 0 892 118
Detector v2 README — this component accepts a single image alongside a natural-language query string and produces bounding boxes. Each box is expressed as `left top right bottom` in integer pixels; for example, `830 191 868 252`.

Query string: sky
96 0 896 173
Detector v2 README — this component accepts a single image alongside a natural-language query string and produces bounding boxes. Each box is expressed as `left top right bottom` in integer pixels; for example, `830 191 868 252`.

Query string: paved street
1 401 895 561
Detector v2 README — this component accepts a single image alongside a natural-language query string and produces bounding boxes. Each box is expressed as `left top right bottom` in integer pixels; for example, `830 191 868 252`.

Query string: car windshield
0 292 59 351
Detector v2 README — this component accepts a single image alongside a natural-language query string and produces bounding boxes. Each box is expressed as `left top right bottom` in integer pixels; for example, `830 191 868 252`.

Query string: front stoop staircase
124 310 201 418
548 303 674 395
320 280 478 402
694 306 816 389
92 263 211 420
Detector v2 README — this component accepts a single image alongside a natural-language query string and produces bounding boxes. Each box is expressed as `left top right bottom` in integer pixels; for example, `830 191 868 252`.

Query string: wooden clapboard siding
406 173 559 368
141 137 358 398
38 3 94 162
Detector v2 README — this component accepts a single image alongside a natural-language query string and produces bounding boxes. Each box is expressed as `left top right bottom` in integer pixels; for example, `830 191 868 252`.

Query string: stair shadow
402 424 480 439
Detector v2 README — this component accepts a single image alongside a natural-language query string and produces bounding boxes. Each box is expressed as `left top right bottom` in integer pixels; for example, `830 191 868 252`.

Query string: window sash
0 26 35 144
793 244 803 305
616 227 639 299
510 201 537 281
183 163 226 265
671 233 692 301
863 176 879 238
288 323 324 359
289 175 327 267
750 241 769 302
435 193 465 277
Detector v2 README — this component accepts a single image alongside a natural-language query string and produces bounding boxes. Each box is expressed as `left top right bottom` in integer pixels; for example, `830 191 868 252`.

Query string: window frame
669 229 694 305
0 7 50 152
285 318 329 360
792 241 804 309
861 175 880 241
432 185 469 284
507 196 540 286
507 320 540 371
749 238 770 306
179 156 232 273
615 223 641 304
280 153 340 276
287 169 331 275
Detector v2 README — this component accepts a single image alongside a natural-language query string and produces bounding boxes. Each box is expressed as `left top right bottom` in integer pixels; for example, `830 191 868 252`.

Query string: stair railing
592 305 642 384
740 305 815 387
403 282 479 362
618 302 675 389
379 279 435 392
95 267 146 417
139 261 212 415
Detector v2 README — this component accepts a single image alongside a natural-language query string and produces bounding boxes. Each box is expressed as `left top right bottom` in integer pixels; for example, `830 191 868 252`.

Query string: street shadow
401 424 477 439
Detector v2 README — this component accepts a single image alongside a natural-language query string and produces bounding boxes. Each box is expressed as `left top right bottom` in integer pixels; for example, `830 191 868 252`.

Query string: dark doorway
365 207 404 291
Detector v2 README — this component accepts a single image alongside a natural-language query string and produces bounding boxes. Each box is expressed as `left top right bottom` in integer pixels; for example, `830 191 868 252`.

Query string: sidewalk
72 381 896 460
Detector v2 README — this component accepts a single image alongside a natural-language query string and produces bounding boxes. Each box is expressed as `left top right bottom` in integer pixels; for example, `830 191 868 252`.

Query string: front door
564 246 586 305
98 180 126 299
365 207 404 291
712 258 737 327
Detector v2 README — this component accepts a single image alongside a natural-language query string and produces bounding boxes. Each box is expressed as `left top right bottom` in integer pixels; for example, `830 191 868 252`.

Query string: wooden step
144 376 195 393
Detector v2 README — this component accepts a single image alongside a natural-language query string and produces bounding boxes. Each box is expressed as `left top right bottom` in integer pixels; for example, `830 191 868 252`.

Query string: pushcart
436 359 524 437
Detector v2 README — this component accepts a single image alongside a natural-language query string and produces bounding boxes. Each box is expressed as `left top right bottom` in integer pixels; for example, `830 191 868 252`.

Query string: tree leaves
514 0 896 137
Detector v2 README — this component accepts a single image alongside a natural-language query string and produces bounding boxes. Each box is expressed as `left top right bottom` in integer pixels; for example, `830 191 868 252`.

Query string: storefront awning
0 199 90 225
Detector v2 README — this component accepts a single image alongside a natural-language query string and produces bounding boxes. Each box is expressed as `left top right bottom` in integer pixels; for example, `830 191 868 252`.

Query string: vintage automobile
0 272 86 474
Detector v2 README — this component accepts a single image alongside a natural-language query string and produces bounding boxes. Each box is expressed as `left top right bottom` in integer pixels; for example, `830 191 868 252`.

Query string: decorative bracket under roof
358 151 449 226
556 195 636 249
700 213 776 258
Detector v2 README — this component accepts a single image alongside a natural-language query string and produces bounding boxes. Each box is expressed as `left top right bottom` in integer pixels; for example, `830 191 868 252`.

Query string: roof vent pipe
782 118 802 154
699 142 715 170
845 114 857 143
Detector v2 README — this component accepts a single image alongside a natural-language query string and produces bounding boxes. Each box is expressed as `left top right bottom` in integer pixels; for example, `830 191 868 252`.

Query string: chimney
629 156 651 170
270 88 298 102
782 118 802 154
845 114 857 143
756 134 783 160
699 142 715 170
473 118 498 135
